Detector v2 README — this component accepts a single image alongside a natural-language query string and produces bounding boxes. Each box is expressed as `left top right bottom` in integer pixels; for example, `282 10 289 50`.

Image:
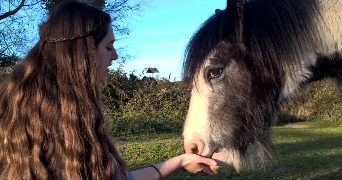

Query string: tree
42 0 106 12
0 55 19 81
0 0 26 21
0 0 43 57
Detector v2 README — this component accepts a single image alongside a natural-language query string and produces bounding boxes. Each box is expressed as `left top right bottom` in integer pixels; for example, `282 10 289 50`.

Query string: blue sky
112 0 227 81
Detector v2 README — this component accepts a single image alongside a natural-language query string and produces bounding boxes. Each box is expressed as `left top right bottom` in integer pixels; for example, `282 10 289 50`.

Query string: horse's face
183 41 277 171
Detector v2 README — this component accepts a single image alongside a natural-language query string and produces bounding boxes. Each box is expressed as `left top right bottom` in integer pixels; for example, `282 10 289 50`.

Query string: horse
182 0 342 172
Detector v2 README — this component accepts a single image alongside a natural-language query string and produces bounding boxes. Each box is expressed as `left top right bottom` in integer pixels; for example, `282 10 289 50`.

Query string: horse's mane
182 0 320 86
245 0 319 70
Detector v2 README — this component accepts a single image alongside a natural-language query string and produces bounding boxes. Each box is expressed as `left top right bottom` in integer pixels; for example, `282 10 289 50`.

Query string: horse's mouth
205 148 220 158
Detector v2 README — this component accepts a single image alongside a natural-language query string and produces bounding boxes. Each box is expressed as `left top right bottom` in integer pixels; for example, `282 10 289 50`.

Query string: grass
114 120 342 180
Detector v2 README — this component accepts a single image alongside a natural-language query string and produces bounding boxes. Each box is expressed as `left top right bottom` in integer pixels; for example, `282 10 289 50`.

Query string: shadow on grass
277 113 306 125
270 131 342 179
309 170 342 180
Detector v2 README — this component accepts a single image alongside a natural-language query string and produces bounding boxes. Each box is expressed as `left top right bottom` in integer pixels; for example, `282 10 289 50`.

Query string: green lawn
115 120 342 180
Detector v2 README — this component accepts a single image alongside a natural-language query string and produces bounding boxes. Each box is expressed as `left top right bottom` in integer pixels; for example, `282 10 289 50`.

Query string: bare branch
23 1 41 7
0 0 26 21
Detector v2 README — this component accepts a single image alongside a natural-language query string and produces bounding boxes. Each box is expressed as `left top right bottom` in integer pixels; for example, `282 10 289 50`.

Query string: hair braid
39 23 102 52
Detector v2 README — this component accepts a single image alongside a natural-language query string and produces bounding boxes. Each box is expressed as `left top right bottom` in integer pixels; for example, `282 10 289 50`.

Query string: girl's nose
112 49 118 60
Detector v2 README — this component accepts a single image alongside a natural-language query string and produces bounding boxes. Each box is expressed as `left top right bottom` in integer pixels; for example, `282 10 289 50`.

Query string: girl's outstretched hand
130 153 219 180
180 153 219 174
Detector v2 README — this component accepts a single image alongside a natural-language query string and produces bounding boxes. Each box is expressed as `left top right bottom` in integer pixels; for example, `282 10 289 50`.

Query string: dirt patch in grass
283 124 313 129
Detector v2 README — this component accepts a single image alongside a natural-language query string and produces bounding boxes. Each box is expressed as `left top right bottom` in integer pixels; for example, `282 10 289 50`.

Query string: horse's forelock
182 10 228 88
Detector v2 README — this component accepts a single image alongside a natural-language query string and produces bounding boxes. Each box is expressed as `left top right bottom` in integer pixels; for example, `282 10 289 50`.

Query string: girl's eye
106 47 113 51
208 68 223 79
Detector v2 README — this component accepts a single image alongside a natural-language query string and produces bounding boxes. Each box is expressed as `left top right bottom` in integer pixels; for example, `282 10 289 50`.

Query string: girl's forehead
101 24 115 44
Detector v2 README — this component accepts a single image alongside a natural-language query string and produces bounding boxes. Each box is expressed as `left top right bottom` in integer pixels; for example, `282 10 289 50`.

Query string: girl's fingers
202 165 215 174
197 156 217 166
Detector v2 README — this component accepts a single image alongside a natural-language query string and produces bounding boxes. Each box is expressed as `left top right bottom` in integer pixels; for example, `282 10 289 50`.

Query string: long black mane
182 0 321 86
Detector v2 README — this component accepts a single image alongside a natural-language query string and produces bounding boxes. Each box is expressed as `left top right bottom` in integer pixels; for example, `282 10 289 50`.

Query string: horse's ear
225 0 246 45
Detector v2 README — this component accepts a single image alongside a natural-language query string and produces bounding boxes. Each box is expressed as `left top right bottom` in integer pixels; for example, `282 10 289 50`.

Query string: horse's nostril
190 143 199 154
184 140 204 155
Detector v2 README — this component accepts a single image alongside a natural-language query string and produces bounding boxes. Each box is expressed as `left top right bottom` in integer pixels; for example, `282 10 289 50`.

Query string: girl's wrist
178 154 188 169
149 164 162 179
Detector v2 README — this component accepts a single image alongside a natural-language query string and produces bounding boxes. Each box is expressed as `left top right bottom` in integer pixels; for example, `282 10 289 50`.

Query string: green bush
280 78 342 123
101 69 189 137
105 115 184 137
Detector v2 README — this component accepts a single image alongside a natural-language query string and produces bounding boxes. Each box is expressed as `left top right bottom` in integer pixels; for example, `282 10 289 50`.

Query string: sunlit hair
0 0 128 179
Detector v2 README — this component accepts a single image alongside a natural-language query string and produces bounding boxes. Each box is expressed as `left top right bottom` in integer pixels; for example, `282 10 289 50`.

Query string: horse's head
182 0 283 171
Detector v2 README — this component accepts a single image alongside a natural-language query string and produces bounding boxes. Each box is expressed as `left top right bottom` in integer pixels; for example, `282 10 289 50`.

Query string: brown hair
0 0 127 179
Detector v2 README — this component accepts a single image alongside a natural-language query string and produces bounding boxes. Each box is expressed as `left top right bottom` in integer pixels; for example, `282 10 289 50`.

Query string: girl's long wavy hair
0 1 128 179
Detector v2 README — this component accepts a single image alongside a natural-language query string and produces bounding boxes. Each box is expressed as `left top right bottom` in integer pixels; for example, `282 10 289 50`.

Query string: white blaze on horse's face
183 59 212 157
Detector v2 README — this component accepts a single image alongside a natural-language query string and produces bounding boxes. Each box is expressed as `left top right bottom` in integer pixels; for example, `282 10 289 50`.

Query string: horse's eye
208 68 223 79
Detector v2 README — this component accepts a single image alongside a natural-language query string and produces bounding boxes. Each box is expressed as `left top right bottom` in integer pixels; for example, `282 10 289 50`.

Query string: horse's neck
278 0 342 102
315 0 342 54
